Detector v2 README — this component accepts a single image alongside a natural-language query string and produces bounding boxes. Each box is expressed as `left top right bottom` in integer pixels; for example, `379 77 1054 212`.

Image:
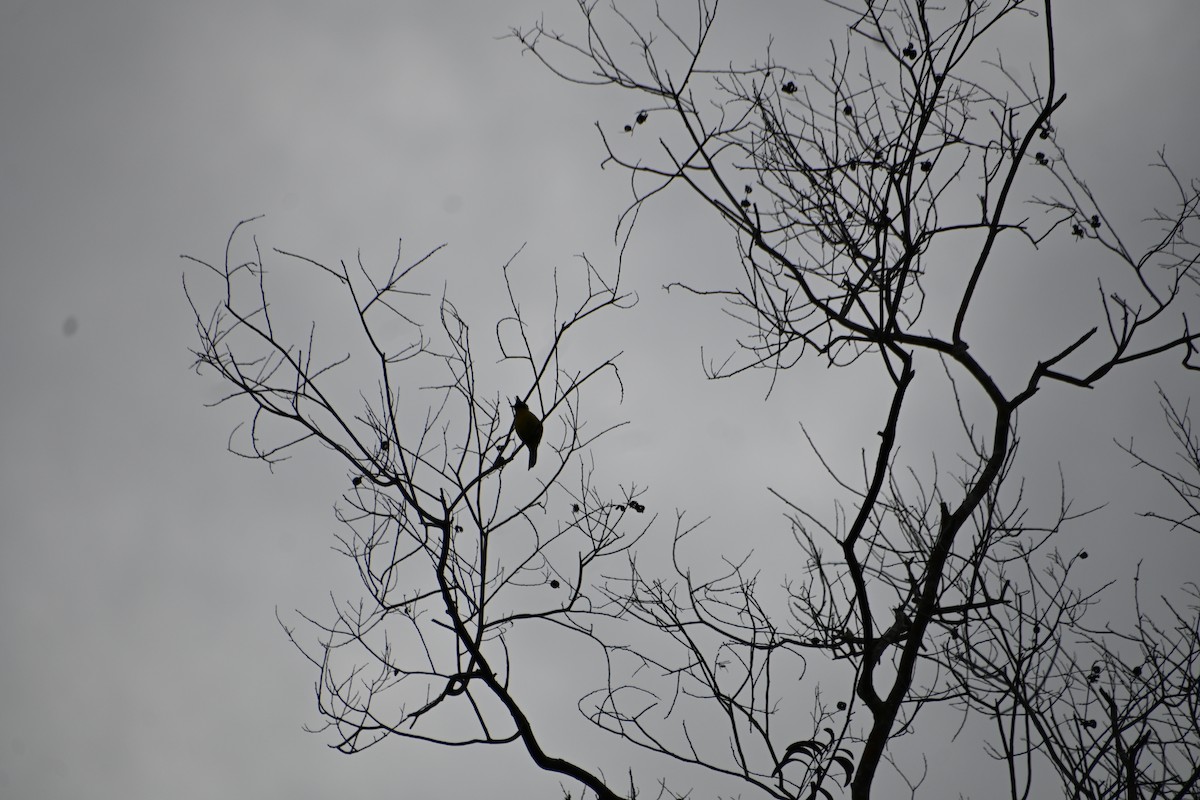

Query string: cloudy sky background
3 1 1199 798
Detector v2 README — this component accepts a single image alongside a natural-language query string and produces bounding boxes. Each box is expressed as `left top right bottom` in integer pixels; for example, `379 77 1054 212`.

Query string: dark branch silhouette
188 2 1200 798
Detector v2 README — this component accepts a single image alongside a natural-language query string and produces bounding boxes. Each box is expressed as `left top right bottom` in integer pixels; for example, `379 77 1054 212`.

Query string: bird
512 398 543 469
872 607 911 665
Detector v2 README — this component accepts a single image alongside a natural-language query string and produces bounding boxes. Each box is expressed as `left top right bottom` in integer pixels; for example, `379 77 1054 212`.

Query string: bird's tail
528 447 537 469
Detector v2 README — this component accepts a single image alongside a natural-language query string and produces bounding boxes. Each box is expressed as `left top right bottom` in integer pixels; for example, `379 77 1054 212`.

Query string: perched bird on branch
512 398 543 469
872 607 912 665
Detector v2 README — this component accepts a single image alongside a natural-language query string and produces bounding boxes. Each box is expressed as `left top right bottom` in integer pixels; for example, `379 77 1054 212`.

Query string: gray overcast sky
2 2 1199 798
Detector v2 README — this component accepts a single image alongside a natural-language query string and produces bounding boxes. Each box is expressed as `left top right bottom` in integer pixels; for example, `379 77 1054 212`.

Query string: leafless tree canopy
188 2 1200 799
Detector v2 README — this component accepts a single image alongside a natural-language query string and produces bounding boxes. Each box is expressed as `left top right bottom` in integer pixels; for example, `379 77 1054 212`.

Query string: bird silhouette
872 608 911 665
512 398 543 469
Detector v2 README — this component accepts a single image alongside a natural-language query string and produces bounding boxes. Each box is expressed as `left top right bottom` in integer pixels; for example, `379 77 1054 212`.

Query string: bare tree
187 1 1200 799
185 222 644 800
505 1 1200 798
